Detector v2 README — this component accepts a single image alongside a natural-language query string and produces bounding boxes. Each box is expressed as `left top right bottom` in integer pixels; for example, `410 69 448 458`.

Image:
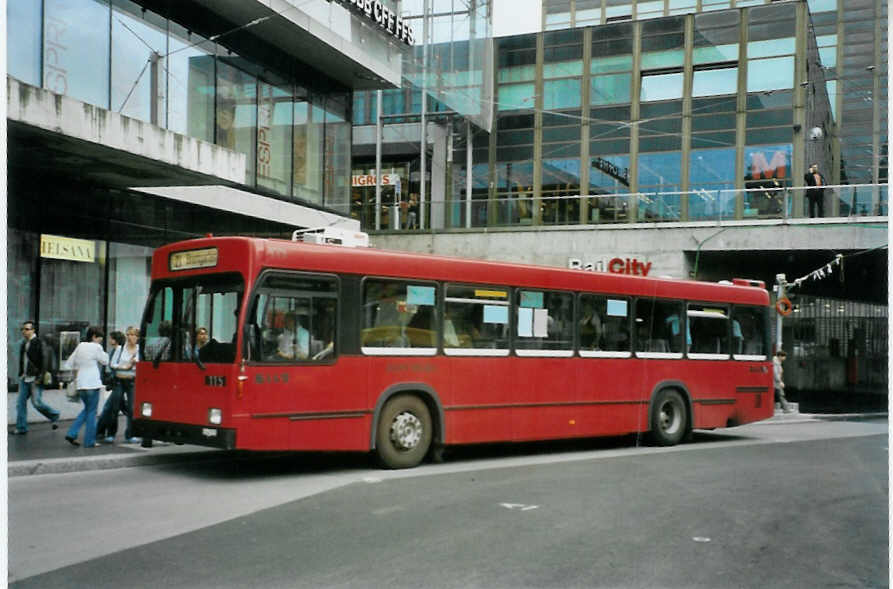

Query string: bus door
241 272 360 450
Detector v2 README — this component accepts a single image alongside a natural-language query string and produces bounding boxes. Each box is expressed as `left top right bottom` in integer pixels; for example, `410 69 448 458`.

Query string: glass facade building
5 0 404 389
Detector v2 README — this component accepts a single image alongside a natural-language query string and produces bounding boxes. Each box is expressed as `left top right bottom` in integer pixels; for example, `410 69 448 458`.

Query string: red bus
133 235 774 468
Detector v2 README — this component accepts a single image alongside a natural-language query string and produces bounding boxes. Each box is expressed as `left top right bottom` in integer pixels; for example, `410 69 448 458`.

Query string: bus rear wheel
649 389 687 446
375 395 432 469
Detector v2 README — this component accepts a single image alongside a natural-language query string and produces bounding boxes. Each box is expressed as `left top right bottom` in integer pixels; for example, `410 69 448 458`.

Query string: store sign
335 0 415 45
40 234 95 263
568 257 652 276
352 173 399 187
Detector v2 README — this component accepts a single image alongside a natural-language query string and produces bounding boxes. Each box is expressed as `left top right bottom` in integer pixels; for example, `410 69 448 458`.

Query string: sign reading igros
40 234 95 263
170 248 219 271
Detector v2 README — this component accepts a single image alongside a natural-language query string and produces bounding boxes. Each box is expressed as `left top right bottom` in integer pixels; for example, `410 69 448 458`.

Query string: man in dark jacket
804 163 827 218
12 321 60 434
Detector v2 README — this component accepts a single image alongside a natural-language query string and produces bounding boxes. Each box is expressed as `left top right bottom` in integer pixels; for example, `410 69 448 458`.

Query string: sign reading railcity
568 257 652 276
335 0 415 45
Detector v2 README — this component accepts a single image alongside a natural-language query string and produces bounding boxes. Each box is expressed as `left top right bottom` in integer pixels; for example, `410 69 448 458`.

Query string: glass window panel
498 64 536 83
746 56 794 92
515 291 574 351
605 0 633 19
637 0 664 14
591 54 633 74
641 50 684 69
294 99 324 204
44 0 111 108
580 295 631 353
638 151 681 187
691 131 735 148
692 67 738 97
744 144 792 189
818 46 837 69
167 24 214 141
692 44 739 65
590 154 631 190
362 280 438 351
543 61 583 79
544 79 581 110
748 38 796 59
256 82 292 195
111 1 167 124
444 284 510 352
498 83 537 110
324 95 351 213
687 304 729 355
690 148 736 186
216 60 257 182
591 73 632 105
634 298 684 354
8 0 42 86
702 0 730 10
808 0 837 12
249 275 337 362
640 72 683 101
731 306 767 357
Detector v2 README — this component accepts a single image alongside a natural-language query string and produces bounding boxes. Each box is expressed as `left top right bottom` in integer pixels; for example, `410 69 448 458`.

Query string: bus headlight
208 408 222 425
141 402 153 418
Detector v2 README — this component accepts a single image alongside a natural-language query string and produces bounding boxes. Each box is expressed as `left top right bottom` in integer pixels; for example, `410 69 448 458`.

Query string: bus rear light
141 402 153 418
208 408 222 425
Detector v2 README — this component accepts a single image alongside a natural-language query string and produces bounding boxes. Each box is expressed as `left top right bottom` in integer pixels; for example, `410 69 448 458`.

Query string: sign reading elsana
170 248 219 271
336 0 416 45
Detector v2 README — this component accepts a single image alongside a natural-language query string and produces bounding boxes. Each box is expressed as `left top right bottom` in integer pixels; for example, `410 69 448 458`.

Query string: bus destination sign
170 248 218 271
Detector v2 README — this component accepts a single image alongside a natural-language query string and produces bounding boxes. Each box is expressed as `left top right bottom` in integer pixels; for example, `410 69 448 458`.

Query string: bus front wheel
649 389 687 446
375 395 432 469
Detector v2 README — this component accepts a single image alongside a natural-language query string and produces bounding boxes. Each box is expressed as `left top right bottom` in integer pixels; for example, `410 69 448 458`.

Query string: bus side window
731 305 768 358
687 304 730 355
362 279 437 350
579 295 630 354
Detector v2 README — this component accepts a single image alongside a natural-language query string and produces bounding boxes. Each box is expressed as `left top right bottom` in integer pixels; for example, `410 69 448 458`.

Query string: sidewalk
7 415 219 478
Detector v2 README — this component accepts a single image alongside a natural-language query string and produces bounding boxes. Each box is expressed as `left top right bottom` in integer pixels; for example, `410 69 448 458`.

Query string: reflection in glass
640 72 683 101
44 0 111 108
257 82 293 195
167 24 214 141
692 67 737 97
746 56 794 92
8 0 42 86
216 60 257 182
111 1 167 123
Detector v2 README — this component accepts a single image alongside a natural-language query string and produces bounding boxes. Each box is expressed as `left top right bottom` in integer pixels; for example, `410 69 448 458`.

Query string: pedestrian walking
64 326 109 448
804 163 827 218
96 330 124 442
11 320 61 435
105 326 140 443
773 350 794 413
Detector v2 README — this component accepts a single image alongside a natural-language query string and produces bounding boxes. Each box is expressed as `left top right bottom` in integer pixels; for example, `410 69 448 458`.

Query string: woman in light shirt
65 326 109 448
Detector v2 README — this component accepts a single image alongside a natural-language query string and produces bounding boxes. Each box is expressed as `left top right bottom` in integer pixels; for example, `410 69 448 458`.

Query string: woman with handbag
64 326 109 448
104 326 140 443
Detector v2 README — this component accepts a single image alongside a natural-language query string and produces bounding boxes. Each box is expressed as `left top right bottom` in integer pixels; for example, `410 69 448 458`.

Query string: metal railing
358 183 888 232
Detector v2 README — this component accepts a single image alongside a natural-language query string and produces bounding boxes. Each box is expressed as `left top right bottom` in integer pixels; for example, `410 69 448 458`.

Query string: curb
8 448 223 478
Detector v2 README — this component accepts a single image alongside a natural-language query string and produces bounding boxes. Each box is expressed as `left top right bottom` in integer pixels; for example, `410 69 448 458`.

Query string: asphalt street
9 419 889 588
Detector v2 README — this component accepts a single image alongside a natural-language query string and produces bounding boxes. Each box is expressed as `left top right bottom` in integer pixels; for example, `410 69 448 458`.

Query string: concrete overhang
8 77 357 231
135 0 405 90
130 186 359 231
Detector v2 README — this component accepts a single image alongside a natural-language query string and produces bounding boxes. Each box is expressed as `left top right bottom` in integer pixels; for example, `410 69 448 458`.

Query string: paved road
9 418 888 588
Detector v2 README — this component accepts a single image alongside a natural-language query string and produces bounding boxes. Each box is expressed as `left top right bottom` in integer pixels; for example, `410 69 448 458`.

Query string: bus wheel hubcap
390 412 423 450
659 402 680 434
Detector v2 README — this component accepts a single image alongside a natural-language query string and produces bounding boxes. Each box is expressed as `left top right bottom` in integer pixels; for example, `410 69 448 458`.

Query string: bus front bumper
132 419 236 450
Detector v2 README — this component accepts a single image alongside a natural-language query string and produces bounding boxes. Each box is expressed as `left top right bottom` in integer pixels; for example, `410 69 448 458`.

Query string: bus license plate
202 428 218 438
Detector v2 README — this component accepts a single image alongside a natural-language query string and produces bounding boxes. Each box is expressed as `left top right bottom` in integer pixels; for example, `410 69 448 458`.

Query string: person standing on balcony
804 163 827 218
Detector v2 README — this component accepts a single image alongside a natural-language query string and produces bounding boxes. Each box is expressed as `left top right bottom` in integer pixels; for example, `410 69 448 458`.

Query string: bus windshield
142 273 244 364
